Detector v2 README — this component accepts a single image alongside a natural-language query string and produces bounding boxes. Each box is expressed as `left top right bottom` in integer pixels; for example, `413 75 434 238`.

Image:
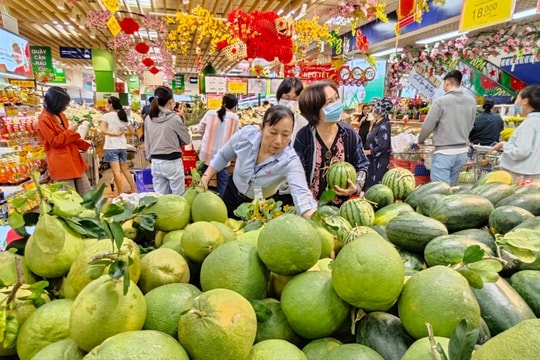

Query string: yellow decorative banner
226 78 248 94
107 16 121 37
459 0 515 32
102 0 120 14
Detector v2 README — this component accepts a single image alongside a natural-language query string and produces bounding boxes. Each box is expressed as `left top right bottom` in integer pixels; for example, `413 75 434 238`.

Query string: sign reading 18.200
472 2 497 20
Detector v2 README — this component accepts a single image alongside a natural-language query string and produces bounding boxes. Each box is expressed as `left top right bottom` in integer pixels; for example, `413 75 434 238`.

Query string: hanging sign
60 46 92 60
107 16 121 37
49 67 66 84
459 0 515 32
126 74 140 94
30 46 54 82
206 94 222 110
172 73 185 94
205 76 227 93
102 0 120 14
227 78 248 94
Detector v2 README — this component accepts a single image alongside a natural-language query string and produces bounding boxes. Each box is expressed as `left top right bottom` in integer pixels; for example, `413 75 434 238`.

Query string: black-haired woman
36 86 91 195
200 105 317 218
197 93 239 196
469 98 504 146
364 98 393 190
144 86 191 195
100 96 137 196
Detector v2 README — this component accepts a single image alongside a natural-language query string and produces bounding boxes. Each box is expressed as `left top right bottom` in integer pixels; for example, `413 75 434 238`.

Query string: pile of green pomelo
1 165 540 360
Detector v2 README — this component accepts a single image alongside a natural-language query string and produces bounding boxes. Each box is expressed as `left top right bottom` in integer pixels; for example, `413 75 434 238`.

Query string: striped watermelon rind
382 167 416 200
339 198 375 227
327 161 357 190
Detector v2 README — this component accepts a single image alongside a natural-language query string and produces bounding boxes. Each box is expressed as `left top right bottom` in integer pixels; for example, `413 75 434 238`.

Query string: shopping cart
390 148 434 186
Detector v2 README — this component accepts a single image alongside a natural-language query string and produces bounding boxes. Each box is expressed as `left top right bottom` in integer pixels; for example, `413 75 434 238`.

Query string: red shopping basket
182 145 199 187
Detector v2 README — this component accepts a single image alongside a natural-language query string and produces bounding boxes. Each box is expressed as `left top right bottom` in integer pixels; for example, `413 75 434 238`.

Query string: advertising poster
341 59 387 110
0 28 33 77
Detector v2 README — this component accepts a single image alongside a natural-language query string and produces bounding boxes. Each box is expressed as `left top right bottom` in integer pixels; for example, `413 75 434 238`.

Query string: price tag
107 16 121 37
206 94 222 110
227 78 248 94
102 0 120 14
459 0 515 32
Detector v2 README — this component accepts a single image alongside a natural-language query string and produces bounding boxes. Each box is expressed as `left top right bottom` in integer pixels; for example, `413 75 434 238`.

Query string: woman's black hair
149 86 174 118
298 80 339 126
217 94 238 122
519 84 540 112
261 105 295 128
276 77 304 101
43 86 70 115
482 98 495 112
108 96 128 122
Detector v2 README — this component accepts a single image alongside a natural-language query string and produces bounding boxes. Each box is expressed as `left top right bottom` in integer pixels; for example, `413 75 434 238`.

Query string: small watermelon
339 198 375 227
327 161 357 190
364 184 394 208
382 167 416 200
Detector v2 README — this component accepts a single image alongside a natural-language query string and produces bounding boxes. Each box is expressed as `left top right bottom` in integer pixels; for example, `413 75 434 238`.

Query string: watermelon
488 206 534 235
382 167 416 200
340 198 375 227
416 193 446 217
452 229 497 253
343 226 381 247
424 234 494 267
451 183 474 194
386 213 448 252
364 184 394 209
429 194 494 232
404 181 452 209
473 170 513 188
327 161 356 190
321 215 352 252
467 182 515 206
495 192 540 216
373 203 414 226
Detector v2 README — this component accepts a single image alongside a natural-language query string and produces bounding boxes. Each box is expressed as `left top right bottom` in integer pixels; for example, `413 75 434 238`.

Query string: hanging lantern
149 66 160 74
135 42 150 54
142 57 154 67
119 17 140 35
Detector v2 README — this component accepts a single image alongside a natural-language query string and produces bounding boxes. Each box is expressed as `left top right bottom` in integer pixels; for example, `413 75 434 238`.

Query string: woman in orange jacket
36 87 92 195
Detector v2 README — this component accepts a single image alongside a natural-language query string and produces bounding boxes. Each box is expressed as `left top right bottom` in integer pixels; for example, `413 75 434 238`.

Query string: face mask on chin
322 101 343 122
279 99 299 113
514 103 522 115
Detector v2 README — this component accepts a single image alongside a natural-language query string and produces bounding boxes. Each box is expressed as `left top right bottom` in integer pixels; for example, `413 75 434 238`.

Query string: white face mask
279 99 299 113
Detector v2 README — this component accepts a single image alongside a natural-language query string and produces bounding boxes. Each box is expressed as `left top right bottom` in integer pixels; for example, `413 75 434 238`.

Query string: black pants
222 177 252 219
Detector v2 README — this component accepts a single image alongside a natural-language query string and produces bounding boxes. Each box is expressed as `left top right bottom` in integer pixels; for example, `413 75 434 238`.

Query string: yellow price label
8 79 36 88
207 96 222 110
102 0 120 14
227 79 247 94
96 99 108 107
459 0 515 32
107 16 121 37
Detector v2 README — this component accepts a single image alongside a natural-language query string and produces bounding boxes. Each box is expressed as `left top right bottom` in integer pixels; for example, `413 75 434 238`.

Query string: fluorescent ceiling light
513 8 537 20
371 48 403 57
416 30 466 45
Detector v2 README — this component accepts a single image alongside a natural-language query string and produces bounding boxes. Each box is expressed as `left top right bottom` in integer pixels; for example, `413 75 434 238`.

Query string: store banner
91 49 115 71
49 67 66 84
397 0 417 28
172 73 185 94
94 71 115 92
29 46 54 82
126 74 140 94
459 0 515 32
407 69 444 99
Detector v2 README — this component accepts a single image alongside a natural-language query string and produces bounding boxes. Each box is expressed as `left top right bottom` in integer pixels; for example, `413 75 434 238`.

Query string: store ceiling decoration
119 17 140 35
134 42 150 54
142 57 154 67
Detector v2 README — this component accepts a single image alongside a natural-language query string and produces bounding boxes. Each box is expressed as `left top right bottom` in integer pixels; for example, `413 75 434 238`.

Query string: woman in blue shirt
294 80 369 202
364 98 393 190
200 105 318 218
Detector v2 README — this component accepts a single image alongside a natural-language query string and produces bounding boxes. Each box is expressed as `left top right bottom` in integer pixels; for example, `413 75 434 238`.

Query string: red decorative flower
356 29 369 54
142 57 154 67
216 40 229 51
119 17 140 35
149 66 160 75
135 42 150 54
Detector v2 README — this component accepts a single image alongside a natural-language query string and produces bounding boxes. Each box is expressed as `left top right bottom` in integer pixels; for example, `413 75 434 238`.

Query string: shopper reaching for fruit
200 105 317 218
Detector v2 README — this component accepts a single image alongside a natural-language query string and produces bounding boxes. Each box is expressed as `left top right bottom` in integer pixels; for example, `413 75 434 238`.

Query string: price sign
206 94 223 110
107 16 121 37
102 0 120 14
459 0 515 32
227 78 248 94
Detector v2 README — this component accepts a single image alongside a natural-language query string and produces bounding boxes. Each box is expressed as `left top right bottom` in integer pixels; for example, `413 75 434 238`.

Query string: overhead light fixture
416 30 466 45
371 48 403 57
69 10 78 22
513 8 537 20
294 4 307 21
277 9 284 15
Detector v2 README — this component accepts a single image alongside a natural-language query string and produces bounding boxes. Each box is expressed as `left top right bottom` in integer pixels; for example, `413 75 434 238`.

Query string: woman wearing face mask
295 80 370 202
363 98 393 190
493 85 540 183
200 105 317 218
144 86 191 195
197 93 239 197
276 77 308 140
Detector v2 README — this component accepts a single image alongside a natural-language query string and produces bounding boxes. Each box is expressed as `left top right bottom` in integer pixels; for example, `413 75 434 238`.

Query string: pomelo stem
426 322 442 360
189 309 205 318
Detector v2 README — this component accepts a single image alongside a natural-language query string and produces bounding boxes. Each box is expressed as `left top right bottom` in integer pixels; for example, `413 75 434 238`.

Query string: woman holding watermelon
294 80 369 203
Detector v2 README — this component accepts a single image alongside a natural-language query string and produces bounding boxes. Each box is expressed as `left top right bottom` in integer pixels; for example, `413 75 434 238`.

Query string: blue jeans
151 158 185 195
200 164 230 197
430 152 468 186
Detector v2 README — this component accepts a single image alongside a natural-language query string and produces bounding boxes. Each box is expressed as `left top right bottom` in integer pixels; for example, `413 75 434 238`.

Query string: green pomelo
281 271 350 339
181 221 224 263
183 186 201 207
141 194 190 231
84 330 189 360
401 336 450 360
331 233 404 311
211 220 237 242
24 213 84 278
143 283 201 338
255 298 301 345
258 214 321 275
266 272 295 300
236 229 261 247
63 238 141 299
0 251 37 285
122 219 139 240
153 230 167 248
70 275 147 352
160 229 185 255
31 339 85 360
248 339 306 360
200 241 269 300
326 343 384 360
191 190 228 223
315 225 335 259
178 288 257 360
302 337 342 360
137 247 190 293
16 299 73 360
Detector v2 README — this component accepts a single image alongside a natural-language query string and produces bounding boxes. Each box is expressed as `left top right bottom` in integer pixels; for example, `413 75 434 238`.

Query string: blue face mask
322 101 343 122
514 103 522 115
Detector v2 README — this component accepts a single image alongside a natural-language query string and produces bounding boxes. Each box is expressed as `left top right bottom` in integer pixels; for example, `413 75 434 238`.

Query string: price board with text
459 0 516 32
226 78 248 94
